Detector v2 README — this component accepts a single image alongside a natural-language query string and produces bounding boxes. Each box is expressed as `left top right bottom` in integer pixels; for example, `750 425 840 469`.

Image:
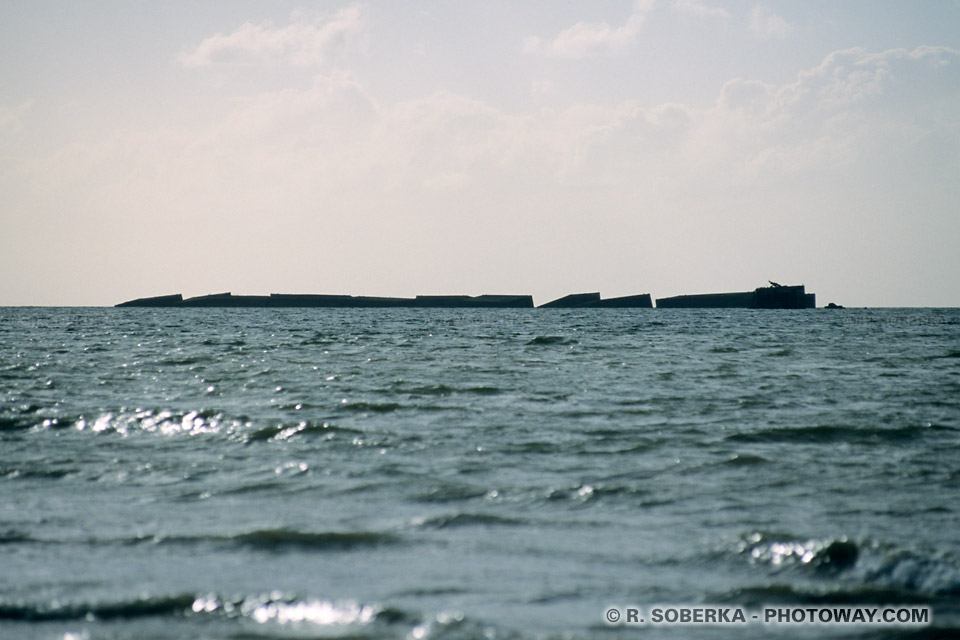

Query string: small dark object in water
825 302 845 309
814 539 859 572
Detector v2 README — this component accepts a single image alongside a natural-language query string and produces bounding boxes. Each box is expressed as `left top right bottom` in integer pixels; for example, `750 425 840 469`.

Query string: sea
1 306 958 640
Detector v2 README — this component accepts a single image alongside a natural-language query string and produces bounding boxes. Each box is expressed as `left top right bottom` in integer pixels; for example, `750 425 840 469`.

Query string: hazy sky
2 1 958 306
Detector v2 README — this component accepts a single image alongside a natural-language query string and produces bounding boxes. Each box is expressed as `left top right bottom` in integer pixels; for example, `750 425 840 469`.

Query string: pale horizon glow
2 1 959 307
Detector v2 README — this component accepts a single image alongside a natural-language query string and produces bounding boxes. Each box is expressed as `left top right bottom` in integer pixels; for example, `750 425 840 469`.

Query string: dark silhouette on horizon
656 284 815 309
116 293 536 309
116 285 820 309
537 292 653 308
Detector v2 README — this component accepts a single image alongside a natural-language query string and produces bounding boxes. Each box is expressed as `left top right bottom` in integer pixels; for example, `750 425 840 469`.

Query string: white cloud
672 0 729 20
50 47 960 206
787 46 960 113
523 0 654 59
179 5 365 67
748 5 792 39
691 46 960 182
30 46 960 199
212 70 375 143
25 46 960 213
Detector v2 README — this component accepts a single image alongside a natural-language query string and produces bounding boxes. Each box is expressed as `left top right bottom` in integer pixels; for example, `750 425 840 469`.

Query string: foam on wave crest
734 531 960 596
0 590 517 639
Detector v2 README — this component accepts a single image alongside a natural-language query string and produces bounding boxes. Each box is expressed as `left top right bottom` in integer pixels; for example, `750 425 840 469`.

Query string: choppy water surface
1 307 958 639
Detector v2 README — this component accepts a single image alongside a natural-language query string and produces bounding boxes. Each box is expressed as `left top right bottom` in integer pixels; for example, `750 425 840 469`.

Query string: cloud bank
749 5 792 39
179 6 365 67
673 0 729 20
523 0 654 58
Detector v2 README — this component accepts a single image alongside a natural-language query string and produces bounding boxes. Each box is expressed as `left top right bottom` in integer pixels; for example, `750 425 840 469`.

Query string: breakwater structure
536 292 652 308
116 293 537 308
115 292 652 309
116 284 819 309
655 283 815 309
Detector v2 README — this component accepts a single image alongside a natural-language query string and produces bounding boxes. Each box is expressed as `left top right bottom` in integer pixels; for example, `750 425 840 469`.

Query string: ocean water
1 307 958 640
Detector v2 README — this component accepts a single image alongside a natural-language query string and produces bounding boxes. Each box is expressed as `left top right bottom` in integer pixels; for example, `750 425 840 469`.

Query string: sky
2 1 959 307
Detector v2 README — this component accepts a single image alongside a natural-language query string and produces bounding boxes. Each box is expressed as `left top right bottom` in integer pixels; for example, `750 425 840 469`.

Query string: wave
0 591 506 639
393 383 504 399
766 348 794 357
505 440 566 454
730 531 960 597
0 403 52 432
737 531 860 574
0 591 405 633
414 483 490 503
714 584 932 606
525 335 577 346
0 415 34 432
933 351 960 359
0 529 35 544
338 401 405 413
463 385 503 395
156 355 206 366
301 332 333 345
417 512 525 529
721 453 770 466
573 442 663 455
60 409 240 439
0 527 402 552
134 528 402 552
2 464 74 481
0 593 196 621
402 383 456 396
230 528 400 551
244 420 361 443
8 409 383 448
540 481 674 508
724 424 943 445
